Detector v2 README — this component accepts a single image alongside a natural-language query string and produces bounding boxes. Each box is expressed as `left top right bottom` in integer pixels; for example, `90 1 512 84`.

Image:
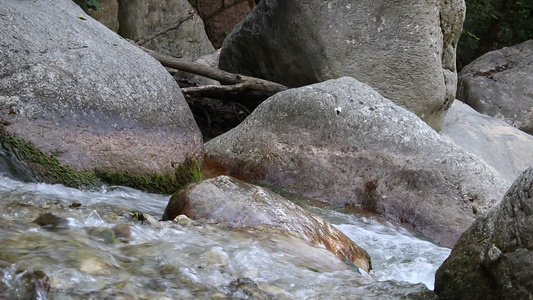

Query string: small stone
200 247 228 267
80 258 109 275
69 202 82 208
113 224 132 243
88 227 117 244
173 214 191 226
33 213 69 229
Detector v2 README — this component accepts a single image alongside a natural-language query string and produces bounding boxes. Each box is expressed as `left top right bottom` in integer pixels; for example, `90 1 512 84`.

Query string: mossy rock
0 133 202 194
0 134 99 188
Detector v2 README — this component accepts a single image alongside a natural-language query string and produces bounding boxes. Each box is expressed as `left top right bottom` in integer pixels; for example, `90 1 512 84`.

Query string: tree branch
132 43 289 103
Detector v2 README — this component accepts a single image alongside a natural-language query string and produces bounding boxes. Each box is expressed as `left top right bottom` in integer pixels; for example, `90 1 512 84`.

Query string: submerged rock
441 100 533 183
205 77 509 247
162 175 371 273
435 167 533 300
0 269 50 300
33 213 69 230
0 0 203 193
457 40 533 134
219 0 465 130
226 277 273 300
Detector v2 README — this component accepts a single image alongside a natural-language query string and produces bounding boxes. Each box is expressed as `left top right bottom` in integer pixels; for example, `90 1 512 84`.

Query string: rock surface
435 167 533 300
457 39 533 134
118 0 215 61
441 100 533 183
219 0 465 131
84 0 120 32
0 0 203 190
194 0 256 48
162 175 371 273
205 77 509 247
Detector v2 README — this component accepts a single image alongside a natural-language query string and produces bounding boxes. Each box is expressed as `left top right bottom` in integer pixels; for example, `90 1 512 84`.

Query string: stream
0 175 450 299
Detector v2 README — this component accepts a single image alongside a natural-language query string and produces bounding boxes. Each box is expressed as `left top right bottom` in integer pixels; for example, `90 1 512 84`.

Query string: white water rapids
0 176 450 299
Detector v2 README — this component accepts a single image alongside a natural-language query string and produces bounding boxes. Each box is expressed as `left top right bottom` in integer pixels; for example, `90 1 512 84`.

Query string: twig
131 41 288 103
136 10 195 46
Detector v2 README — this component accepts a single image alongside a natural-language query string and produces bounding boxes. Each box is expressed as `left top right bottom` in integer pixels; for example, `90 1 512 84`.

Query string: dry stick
135 44 288 98
136 10 195 46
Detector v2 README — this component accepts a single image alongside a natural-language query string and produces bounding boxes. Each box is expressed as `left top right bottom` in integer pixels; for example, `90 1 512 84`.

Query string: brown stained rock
162 175 371 272
205 77 509 248
194 0 256 48
457 40 533 135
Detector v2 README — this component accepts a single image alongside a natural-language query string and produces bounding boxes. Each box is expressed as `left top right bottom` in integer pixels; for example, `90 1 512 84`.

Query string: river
0 175 450 299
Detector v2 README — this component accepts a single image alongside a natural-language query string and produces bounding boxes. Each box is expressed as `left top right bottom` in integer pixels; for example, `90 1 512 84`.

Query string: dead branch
133 43 288 103
135 10 195 46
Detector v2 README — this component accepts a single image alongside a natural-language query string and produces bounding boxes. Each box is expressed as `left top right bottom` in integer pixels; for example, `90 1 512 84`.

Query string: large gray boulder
435 167 533 300
0 0 203 192
457 40 533 135
162 175 371 273
219 0 466 131
118 0 215 61
205 77 509 247
441 100 533 183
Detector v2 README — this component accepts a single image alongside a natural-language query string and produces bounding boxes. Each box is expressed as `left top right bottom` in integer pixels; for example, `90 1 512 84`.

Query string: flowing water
0 175 450 299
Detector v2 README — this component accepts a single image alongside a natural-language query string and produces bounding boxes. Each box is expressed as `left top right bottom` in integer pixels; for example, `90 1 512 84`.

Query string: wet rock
134 212 162 228
435 167 533 300
69 201 83 209
33 213 69 229
5 269 51 300
205 77 509 247
441 100 533 183
0 0 203 192
200 247 228 268
226 277 272 300
162 175 371 273
112 224 132 243
79 257 112 276
88 227 117 244
219 0 465 130
172 214 193 226
457 40 533 134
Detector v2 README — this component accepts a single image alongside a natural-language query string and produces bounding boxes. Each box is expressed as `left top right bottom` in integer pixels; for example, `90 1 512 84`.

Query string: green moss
174 155 203 187
1 134 202 194
96 155 202 194
366 253 373 271
0 135 99 188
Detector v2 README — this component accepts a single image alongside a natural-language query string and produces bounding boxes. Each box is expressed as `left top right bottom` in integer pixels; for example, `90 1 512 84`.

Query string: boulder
441 100 533 183
435 167 533 300
219 0 466 131
456 40 533 134
0 0 203 193
162 175 371 273
205 77 509 247
194 0 256 48
118 0 215 61
83 0 120 32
